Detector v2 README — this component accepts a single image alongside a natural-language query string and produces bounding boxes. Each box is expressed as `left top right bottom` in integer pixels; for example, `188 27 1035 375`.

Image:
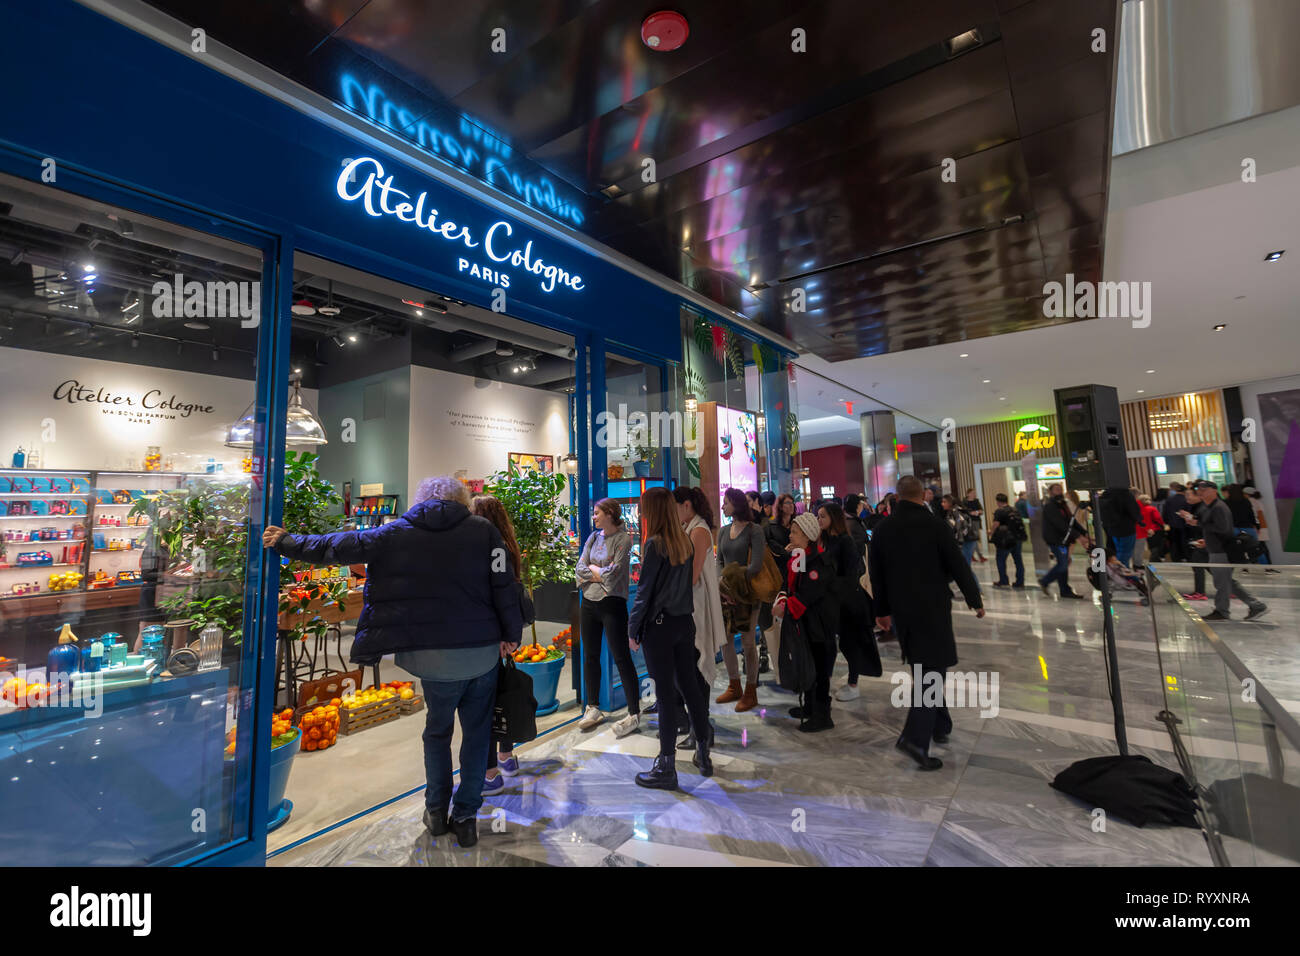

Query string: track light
212 347 220 361
331 335 344 347
9 249 23 266
132 333 140 348
495 340 514 356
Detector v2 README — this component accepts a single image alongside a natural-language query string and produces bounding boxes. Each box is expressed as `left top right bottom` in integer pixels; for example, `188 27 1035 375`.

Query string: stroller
1086 538 1149 605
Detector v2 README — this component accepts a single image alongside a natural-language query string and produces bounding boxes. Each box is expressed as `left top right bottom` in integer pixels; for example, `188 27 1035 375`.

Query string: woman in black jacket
629 486 713 790
818 502 877 703
775 512 838 732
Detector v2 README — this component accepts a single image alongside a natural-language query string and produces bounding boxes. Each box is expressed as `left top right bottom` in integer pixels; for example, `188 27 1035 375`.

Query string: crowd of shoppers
260 463 1276 843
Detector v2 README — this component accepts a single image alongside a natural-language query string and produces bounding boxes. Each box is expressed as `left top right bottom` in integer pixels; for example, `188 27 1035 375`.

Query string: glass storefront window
268 252 580 848
0 171 262 864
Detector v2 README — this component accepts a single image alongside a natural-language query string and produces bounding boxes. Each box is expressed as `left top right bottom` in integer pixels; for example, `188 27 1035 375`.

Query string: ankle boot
716 678 742 704
735 682 759 712
635 754 679 790
692 743 714 777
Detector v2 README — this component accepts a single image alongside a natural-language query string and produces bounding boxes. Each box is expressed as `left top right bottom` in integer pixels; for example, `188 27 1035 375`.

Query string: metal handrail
1146 564 1300 755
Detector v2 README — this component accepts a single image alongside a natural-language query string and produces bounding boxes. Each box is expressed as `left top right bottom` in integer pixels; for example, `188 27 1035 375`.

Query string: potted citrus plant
486 464 574 715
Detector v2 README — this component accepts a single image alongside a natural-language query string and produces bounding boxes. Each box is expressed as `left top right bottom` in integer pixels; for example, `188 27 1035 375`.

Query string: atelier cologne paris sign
335 157 586 295
52 380 215 422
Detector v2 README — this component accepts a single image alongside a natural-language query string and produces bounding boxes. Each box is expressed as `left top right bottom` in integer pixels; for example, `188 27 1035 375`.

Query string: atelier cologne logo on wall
335 157 586 295
1013 423 1056 454
52 380 216 421
339 75 585 227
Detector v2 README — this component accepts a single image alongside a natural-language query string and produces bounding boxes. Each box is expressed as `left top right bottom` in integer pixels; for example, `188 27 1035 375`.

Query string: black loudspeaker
1053 384 1129 490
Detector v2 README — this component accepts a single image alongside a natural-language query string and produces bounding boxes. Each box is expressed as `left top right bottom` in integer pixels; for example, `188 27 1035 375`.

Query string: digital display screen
716 406 758 509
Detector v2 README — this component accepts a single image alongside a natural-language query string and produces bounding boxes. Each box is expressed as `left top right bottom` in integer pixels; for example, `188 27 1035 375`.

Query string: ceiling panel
141 0 1119 361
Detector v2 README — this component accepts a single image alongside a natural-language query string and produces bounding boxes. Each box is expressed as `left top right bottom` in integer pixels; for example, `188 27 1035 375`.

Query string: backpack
1225 532 1263 564
1005 509 1028 542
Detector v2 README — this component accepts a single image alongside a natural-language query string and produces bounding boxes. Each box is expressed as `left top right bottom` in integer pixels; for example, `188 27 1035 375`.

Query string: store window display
0 172 264 864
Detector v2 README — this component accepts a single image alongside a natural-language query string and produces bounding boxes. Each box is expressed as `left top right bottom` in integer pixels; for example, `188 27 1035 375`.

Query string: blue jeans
960 540 977 565
420 667 498 822
1112 534 1136 567
995 541 1024 586
1039 544 1073 594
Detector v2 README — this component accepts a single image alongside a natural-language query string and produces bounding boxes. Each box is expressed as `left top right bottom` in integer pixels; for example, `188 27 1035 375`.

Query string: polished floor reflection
272 560 1298 867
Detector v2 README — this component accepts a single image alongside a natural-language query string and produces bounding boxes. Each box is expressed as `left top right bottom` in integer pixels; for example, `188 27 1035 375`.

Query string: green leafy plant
130 451 347 648
630 420 660 468
485 464 575 644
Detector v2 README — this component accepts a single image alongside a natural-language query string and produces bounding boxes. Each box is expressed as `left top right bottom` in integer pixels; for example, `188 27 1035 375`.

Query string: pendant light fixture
225 372 328 448
318 280 340 317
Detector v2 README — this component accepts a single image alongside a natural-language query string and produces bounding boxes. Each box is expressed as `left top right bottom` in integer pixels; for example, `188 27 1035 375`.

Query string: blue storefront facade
0 0 795 865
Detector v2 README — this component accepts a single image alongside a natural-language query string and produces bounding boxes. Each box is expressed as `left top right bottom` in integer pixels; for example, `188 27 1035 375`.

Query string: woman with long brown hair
470 495 527 793
629 486 713 789
716 486 767 711
575 498 639 736
672 485 724 749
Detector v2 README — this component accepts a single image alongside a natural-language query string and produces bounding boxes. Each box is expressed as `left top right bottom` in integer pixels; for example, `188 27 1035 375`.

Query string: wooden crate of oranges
552 626 574 655
337 685 402 735
295 702 340 751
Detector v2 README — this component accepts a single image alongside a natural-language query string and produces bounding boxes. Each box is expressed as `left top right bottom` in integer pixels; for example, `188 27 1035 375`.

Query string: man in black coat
868 476 984 770
1038 483 1083 599
1162 482 1189 561
263 475 522 849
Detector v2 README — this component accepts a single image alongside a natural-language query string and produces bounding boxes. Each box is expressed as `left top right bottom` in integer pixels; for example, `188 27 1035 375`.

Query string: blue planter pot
517 654 565 717
266 729 300 832
632 460 651 478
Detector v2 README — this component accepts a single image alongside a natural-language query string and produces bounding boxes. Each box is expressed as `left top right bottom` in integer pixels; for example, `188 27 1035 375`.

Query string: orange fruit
330 697 341 706
305 741 316 751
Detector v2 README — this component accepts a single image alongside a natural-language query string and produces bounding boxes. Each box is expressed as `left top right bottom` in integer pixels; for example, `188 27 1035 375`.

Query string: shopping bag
777 614 815 694
751 545 783 604
491 657 537 744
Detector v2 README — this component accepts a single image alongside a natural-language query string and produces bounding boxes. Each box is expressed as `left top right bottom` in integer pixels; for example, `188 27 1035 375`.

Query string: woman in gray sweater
575 498 640 736
716 487 767 712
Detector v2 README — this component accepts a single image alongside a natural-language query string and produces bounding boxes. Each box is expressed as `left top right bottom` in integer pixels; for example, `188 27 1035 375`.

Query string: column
860 410 898 505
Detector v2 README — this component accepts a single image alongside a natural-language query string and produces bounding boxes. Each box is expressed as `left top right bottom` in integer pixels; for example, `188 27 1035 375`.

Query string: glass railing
1145 563 1300 865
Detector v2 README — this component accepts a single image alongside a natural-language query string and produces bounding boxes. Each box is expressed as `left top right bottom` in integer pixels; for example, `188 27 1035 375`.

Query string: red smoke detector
641 11 688 52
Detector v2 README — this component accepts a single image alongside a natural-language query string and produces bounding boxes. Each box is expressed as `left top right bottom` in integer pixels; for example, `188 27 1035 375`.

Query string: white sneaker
613 713 640 738
578 705 604 731
834 683 860 702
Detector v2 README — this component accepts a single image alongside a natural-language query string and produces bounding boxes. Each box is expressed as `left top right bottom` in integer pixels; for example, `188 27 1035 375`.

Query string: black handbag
777 613 816 694
491 657 538 744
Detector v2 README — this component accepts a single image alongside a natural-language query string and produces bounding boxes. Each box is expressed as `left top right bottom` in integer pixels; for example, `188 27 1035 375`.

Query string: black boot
679 719 716 751
895 738 942 771
692 743 714 777
422 807 449 836
798 702 834 733
449 815 478 847
635 754 679 790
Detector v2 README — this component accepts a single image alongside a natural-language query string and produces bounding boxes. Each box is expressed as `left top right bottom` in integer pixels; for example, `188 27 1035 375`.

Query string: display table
0 667 230 866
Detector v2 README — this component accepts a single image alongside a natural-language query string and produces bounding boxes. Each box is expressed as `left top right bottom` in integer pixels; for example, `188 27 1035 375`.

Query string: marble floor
271 559 1298 867
269 620 576 853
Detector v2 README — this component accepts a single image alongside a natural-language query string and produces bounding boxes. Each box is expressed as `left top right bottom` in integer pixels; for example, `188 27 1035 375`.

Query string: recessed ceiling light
959 353 969 358
82 264 95 272
982 379 991 384
999 396 1006 401
294 367 302 374
1264 250 1285 262
1146 369 1155 373
1213 324 1226 331
347 334 357 343
1137 389 1145 394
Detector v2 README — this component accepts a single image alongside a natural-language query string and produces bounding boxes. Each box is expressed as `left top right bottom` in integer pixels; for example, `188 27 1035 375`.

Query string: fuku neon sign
336 157 585 295
339 75 585 227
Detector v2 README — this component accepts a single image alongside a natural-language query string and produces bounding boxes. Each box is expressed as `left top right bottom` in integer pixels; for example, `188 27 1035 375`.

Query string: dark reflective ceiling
141 0 1118 360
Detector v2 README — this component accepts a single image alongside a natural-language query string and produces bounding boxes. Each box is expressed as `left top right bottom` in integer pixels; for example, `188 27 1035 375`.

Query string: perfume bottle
11 445 24 469
26 446 40 469
47 622 80 691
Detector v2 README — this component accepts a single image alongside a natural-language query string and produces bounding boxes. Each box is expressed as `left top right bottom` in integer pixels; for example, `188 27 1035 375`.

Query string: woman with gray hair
263 474 522 850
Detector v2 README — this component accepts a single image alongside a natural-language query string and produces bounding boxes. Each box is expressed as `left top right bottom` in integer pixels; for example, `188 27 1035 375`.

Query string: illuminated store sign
340 75 585 226
1013 422 1056 454
336 157 585 295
